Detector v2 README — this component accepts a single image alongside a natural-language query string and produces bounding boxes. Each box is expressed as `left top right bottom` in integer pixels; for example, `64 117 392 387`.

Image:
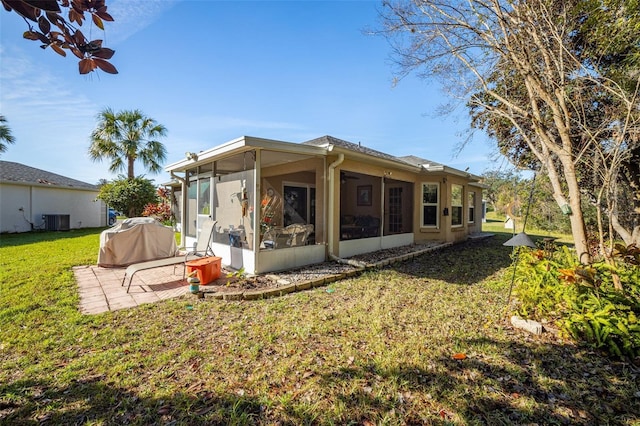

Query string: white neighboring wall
0 183 105 233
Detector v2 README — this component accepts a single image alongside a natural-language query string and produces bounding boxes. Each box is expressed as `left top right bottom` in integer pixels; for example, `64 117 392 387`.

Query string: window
283 183 315 227
421 183 439 227
452 184 463 227
468 191 476 223
388 186 403 233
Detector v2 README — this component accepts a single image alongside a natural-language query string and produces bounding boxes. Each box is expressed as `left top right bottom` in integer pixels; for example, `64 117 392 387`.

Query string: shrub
142 187 173 225
97 176 159 217
512 243 640 358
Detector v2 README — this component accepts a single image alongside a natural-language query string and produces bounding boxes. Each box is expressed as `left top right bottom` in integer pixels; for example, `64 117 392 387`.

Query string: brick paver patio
74 264 190 314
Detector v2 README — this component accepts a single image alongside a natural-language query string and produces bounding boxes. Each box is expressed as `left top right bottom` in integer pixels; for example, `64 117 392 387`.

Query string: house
165 135 485 274
0 161 107 233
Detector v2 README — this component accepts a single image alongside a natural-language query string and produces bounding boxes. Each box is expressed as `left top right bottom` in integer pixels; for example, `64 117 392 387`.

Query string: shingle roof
0 161 97 190
396 155 444 168
303 135 447 170
303 135 407 163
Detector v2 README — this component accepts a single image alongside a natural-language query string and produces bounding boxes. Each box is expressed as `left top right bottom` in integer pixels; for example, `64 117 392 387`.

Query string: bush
511 243 640 358
142 187 173 225
97 176 159 218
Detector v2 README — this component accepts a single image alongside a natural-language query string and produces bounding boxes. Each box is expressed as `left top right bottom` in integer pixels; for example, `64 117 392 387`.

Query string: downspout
170 171 187 248
326 150 367 268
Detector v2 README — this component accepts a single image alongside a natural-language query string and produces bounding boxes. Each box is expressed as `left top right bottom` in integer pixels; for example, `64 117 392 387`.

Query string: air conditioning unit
42 214 70 231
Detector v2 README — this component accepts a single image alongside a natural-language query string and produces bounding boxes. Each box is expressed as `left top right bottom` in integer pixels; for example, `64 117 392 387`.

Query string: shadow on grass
0 376 270 425
385 231 574 286
3 335 638 425
320 336 640 425
384 234 515 285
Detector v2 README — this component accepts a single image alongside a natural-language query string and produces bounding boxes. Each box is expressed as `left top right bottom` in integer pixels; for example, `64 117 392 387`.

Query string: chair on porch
121 219 217 292
262 223 314 249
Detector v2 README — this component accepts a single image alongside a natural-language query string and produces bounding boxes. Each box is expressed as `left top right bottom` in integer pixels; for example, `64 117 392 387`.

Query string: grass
482 210 574 244
1 228 639 425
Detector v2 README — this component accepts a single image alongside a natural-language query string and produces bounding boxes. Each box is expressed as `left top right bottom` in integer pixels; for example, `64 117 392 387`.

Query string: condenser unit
42 214 70 231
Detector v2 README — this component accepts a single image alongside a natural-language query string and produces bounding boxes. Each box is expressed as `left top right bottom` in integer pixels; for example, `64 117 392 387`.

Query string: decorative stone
511 316 543 335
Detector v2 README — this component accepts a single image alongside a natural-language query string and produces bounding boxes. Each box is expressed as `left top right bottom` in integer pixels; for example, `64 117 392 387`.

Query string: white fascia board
165 136 328 173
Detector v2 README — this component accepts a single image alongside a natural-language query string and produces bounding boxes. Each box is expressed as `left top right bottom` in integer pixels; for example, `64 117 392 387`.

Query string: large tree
0 115 16 154
1 0 117 74
89 108 168 181
380 0 640 262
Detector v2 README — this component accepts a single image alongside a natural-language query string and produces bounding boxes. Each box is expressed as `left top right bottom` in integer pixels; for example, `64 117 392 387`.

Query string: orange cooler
186 256 221 285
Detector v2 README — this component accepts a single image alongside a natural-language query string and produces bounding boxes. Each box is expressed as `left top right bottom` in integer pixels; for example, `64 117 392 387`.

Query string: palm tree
0 115 16 154
89 108 168 179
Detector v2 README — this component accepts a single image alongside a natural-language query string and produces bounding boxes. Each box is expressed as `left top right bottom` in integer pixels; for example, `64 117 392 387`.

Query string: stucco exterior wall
0 183 105 233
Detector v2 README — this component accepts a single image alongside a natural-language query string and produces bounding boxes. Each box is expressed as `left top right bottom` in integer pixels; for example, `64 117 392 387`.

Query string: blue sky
1 0 500 186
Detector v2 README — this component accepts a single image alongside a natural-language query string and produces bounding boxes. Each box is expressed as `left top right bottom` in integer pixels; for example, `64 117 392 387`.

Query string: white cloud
106 0 181 45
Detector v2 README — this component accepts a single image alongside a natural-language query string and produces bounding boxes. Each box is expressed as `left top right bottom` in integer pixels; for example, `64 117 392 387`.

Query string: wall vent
43 214 70 231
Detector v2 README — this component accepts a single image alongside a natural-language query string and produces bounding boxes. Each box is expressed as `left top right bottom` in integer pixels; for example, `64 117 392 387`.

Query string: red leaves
24 0 60 12
23 30 39 40
51 43 67 57
95 6 113 21
4 0 42 21
38 15 51 34
93 57 118 74
79 57 117 74
92 47 115 60
79 57 96 74
8 0 117 74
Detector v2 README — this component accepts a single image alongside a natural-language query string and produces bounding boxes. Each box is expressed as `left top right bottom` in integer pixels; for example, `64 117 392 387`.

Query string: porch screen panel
388 187 402 233
186 178 197 238
212 169 255 250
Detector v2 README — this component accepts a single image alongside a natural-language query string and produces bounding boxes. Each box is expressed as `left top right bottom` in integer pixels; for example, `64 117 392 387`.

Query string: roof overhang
421 164 482 182
0 179 98 191
165 136 328 173
328 145 423 174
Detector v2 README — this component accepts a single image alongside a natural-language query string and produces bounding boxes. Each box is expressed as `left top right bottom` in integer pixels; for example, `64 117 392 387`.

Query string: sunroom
166 136 327 274
166 135 484 275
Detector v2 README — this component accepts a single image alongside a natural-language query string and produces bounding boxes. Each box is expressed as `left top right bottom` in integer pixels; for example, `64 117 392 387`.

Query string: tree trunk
562 159 591 263
127 156 135 180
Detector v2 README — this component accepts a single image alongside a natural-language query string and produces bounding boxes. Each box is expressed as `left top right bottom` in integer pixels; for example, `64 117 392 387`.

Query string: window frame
451 184 463 227
468 191 476 224
421 182 440 228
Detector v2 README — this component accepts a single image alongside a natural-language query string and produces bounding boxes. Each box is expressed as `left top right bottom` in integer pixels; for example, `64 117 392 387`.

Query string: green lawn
483 211 574 244
1 228 638 425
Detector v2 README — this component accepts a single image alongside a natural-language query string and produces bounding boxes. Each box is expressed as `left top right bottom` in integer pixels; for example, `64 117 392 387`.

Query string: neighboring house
165 135 485 274
0 161 107 233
